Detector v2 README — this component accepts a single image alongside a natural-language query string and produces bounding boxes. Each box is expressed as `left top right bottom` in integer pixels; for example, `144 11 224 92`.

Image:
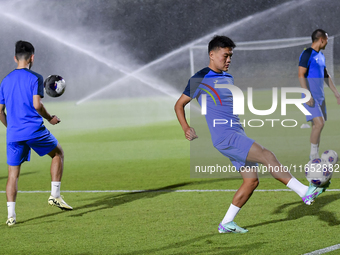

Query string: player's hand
306 96 314 107
49 115 61 125
184 127 198 141
336 95 340 105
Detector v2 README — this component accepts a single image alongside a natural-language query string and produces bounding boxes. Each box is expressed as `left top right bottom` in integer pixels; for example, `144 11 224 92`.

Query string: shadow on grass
18 210 66 224
70 182 195 217
7 178 235 226
120 236 265 255
0 171 37 182
70 178 239 217
245 193 340 229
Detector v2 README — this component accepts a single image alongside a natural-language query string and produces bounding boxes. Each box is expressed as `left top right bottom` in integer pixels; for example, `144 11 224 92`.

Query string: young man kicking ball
174 35 328 233
0 41 72 226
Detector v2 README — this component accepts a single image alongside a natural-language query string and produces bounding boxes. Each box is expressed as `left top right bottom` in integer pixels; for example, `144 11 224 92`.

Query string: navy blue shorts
7 132 58 166
214 131 258 171
304 99 327 122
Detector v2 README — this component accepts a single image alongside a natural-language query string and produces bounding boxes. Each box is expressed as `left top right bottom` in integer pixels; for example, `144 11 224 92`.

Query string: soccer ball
44 75 66 97
305 158 332 187
321 150 338 165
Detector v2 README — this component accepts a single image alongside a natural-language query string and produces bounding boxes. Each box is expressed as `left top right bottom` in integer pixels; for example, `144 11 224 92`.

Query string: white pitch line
303 244 340 255
0 189 339 193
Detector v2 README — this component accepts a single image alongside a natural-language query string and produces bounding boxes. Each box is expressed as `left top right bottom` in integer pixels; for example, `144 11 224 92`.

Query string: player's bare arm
174 94 198 141
0 104 7 127
33 95 60 125
324 68 340 105
298 66 314 106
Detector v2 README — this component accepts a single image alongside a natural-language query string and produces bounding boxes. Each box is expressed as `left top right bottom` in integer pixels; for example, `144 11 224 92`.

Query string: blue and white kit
0 68 58 166
299 47 327 122
183 67 257 171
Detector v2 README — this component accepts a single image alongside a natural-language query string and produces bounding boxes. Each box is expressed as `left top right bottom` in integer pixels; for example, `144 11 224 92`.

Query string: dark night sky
1 0 295 63
76 0 292 62
0 0 339 100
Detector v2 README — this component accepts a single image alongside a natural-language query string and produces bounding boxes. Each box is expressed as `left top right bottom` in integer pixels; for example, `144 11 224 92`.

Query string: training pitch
0 91 339 255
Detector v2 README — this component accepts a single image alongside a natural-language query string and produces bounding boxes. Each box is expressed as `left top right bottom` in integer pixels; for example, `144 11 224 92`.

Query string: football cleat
48 195 73 210
218 221 248 234
302 181 330 205
309 153 320 160
6 217 16 226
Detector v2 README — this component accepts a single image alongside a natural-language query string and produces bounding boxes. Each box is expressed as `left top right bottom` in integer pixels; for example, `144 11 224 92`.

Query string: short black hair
311 29 328 42
208 35 236 53
15 40 35 61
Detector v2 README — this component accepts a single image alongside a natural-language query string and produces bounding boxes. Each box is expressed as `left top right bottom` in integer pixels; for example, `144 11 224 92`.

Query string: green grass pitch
0 89 339 255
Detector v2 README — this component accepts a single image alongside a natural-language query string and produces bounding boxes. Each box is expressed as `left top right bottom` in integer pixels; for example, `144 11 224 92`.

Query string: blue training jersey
0 68 48 142
183 67 243 146
299 47 326 101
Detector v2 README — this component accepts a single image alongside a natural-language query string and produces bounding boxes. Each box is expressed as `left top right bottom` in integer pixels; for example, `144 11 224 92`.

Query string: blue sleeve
33 75 44 98
0 81 4 104
183 80 190 97
299 49 312 68
183 68 211 98
183 78 203 99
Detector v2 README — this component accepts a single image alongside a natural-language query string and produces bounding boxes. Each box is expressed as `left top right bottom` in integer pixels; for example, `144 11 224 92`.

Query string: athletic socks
7 183 61 220
221 204 241 224
7 202 16 219
220 179 309 225
310 143 319 156
286 177 308 198
51 181 61 198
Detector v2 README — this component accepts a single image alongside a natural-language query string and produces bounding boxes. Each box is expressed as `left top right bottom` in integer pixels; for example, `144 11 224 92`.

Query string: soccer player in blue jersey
175 35 327 234
0 41 73 226
298 29 340 160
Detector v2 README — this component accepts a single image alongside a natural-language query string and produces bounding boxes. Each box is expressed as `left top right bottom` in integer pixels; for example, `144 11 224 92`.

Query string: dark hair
311 29 327 42
15 40 35 60
208 35 236 53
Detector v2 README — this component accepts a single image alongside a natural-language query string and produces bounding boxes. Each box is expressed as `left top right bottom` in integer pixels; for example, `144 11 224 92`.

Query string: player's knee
317 121 325 130
252 178 259 189
7 172 19 182
244 178 259 190
313 119 325 130
49 144 64 159
57 146 64 159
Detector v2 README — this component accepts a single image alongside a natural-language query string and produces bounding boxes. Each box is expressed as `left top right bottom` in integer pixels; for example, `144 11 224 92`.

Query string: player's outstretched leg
47 144 72 210
246 142 326 205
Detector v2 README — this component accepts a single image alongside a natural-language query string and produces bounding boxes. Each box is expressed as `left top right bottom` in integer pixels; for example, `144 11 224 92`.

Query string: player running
174 35 327 234
0 41 72 227
298 29 340 160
